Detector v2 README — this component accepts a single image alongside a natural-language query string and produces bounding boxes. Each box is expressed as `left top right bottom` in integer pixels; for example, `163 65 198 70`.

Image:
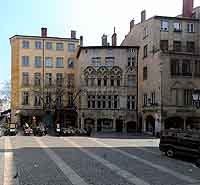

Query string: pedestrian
87 126 92 137
32 116 37 136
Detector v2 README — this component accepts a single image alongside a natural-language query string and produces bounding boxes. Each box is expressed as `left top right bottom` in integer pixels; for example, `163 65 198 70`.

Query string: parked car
159 129 200 167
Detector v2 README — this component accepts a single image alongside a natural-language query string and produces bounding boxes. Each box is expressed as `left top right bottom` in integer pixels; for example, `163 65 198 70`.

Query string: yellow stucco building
10 28 81 127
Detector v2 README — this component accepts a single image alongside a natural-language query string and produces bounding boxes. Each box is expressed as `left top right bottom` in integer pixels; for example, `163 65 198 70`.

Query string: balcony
161 45 199 55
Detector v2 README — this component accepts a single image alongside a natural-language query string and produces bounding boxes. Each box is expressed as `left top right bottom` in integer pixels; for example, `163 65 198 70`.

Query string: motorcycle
36 123 47 136
23 123 33 136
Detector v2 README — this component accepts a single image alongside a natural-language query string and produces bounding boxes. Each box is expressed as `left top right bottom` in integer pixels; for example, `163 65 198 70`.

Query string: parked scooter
23 123 33 136
55 123 61 136
36 122 47 136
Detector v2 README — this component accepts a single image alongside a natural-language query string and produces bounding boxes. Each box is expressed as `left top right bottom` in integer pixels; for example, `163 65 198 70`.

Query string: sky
0 0 199 83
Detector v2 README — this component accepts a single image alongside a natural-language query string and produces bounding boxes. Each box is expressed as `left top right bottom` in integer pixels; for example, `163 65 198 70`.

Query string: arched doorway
97 119 113 132
84 118 95 129
146 115 155 136
165 117 184 129
127 121 137 133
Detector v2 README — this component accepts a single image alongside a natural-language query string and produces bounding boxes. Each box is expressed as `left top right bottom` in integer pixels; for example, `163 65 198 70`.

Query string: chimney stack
80 36 83 46
41 27 47 37
102 34 108 46
183 0 194 17
112 27 117 46
71 30 76 39
130 19 135 31
141 10 146 23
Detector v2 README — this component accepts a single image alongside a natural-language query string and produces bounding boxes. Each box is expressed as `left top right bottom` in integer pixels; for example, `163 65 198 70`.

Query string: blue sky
0 0 199 83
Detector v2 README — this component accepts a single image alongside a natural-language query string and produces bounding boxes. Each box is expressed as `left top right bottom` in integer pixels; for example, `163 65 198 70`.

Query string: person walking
32 116 37 136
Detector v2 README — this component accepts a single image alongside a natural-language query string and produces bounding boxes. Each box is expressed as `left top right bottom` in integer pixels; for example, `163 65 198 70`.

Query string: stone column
113 118 116 132
80 115 84 129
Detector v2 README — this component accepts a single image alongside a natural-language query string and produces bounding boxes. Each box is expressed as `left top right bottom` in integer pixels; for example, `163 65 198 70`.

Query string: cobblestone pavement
0 135 199 185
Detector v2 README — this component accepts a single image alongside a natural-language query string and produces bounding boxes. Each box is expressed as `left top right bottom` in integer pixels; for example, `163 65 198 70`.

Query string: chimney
80 36 83 46
130 19 135 31
183 0 194 17
141 10 146 23
41 27 47 37
102 34 108 46
71 30 76 39
112 27 117 46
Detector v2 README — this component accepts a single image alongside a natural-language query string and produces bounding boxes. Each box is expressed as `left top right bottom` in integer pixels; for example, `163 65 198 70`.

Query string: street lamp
192 89 200 109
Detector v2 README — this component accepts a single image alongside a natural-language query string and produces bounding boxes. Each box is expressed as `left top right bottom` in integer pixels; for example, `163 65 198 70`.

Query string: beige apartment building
10 28 81 127
122 0 200 135
76 43 139 132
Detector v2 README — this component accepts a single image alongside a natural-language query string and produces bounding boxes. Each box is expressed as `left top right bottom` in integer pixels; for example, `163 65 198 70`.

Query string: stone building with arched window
76 46 139 133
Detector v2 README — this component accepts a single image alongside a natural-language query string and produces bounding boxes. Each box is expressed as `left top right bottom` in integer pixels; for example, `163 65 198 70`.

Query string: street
0 134 200 185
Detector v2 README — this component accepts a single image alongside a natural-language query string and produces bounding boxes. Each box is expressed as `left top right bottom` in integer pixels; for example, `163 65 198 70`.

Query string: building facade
76 46 139 132
122 0 200 135
10 28 80 127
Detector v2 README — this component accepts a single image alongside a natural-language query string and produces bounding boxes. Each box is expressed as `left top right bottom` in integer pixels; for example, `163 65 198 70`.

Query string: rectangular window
151 92 156 105
110 78 114 87
68 43 75 52
92 96 95 108
105 57 114 66
22 72 29 86
46 42 52 49
46 92 52 106
173 22 182 32
34 56 41 67
91 57 101 66
117 77 120 87
186 41 195 52
102 96 106 109
34 95 41 106
143 45 148 58
68 58 74 68
45 73 52 86
22 56 29 66
34 72 41 86
114 95 118 109
56 96 62 107
56 57 64 68
127 75 135 87
88 95 91 108
143 67 147 80
103 78 107 86
194 60 200 77
171 59 180 76
127 96 135 110
182 60 192 76
108 96 112 109
143 27 148 38
22 92 29 105
56 43 64 50
97 96 101 109
187 23 194 33
184 89 193 105
56 73 63 86
128 57 135 66
143 93 148 106
160 40 168 51
173 41 181 52
161 20 169 31
97 79 101 87
35 41 41 49
45 57 53 67
22 40 29 48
